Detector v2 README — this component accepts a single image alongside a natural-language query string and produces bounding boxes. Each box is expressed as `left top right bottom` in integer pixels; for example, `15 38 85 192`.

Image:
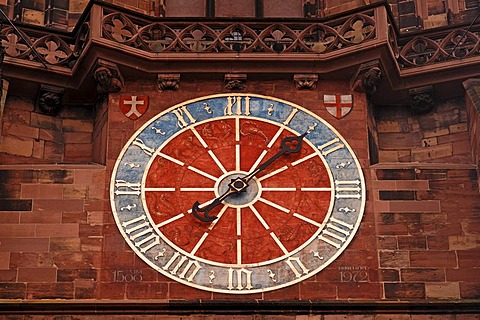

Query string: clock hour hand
192 177 247 222
243 131 307 183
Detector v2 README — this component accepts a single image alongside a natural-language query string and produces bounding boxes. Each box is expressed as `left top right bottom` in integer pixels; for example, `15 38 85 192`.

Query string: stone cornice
0 300 479 315
0 1 478 103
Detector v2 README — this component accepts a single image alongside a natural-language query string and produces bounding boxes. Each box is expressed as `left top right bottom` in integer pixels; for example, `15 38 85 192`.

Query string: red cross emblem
120 96 149 120
324 94 353 119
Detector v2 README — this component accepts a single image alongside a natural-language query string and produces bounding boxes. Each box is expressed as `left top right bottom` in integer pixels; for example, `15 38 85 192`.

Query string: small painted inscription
338 266 368 283
113 269 143 282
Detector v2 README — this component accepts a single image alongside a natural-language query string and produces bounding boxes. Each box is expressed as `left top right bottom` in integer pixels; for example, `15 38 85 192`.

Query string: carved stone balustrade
0 2 478 104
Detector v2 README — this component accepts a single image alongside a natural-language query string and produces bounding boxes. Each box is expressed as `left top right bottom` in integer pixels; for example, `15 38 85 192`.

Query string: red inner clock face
144 118 332 265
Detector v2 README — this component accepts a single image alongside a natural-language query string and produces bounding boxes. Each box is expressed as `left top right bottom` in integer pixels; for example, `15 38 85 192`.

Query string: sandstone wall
0 76 478 318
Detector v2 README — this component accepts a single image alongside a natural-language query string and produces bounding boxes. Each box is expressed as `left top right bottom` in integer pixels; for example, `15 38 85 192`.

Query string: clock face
110 94 365 293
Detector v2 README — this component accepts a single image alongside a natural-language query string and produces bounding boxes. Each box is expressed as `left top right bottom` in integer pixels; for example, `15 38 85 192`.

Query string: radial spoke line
236 144 241 171
249 204 270 230
301 187 332 191
190 127 209 148
208 150 228 174
291 152 317 167
257 166 288 182
249 150 268 173
144 187 176 192
190 232 209 256
248 127 285 173
191 127 227 174
235 117 240 142
258 197 290 213
156 213 184 228
180 187 216 192
208 205 229 230
293 212 323 228
187 166 218 181
262 187 296 191
237 239 242 264
267 127 284 149
236 208 242 236
270 232 289 254
157 152 184 166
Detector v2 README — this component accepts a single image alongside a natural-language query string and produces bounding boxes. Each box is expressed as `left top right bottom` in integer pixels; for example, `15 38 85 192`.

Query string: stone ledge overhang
1 0 479 104
0 299 479 316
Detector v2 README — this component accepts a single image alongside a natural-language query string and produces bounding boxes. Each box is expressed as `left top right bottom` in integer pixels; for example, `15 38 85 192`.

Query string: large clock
110 94 365 293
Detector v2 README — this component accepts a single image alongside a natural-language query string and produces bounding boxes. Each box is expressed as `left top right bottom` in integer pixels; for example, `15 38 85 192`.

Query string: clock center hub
214 171 262 208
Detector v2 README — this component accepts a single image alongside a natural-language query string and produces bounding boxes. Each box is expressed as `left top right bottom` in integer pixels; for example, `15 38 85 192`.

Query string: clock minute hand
243 131 307 183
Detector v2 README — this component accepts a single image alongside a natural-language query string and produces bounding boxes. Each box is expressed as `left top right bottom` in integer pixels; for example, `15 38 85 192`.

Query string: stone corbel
93 60 124 95
158 74 180 91
410 86 435 115
225 74 247 91
350 60 382 97
36 84 65 115
294 74 318 90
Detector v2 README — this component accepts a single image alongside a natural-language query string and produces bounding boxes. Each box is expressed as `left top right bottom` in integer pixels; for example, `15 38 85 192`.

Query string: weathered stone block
0 136 33 157
426 282 460 299
384 283 425 299
411 144 453 161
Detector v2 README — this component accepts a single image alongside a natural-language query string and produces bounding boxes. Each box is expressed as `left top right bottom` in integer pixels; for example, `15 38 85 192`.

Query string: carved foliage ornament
410 86 435 115
224 74 247 91
36 85 65 115
158 74 180 91
294 74 318 90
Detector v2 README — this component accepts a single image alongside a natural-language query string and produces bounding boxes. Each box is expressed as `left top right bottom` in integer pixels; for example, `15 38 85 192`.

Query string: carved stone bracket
36 84 65 115
294 74 318 90
225 74 247 91
93 60 124 95
158 74 180 91
409 86 435 115
351 60 382 97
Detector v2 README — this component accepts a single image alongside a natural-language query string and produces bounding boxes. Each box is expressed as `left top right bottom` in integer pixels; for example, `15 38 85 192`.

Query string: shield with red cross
120 95 149 120
324 94 353 119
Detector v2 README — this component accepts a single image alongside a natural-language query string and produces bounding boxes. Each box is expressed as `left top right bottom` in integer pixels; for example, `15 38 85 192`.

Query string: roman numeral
172 105 197 128
224 96 251 116
162 252 202 282
122 214 160 253
318 217 354 249
114 180 141 196
285 257 310 278
317 138 345 156
335 179 361 199
227 267 253 290
132 138 155 156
